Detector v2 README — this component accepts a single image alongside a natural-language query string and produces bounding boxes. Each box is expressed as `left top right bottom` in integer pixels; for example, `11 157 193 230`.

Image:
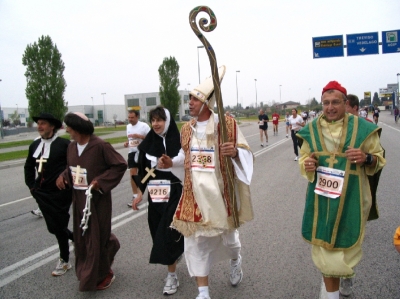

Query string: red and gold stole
174 116 237 223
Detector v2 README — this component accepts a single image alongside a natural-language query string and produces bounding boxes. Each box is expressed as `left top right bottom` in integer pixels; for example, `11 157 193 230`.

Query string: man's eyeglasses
322 100 344 107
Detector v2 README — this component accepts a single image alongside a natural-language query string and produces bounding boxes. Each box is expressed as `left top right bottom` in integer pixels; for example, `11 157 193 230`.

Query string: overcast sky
1 0 399 111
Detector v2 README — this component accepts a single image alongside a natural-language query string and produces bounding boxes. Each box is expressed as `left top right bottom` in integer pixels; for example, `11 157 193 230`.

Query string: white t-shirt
359 110 367 118
126 121 150 153
289 115 304 132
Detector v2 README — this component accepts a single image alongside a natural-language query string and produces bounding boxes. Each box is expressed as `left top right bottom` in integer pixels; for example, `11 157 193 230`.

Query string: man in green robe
297 81 385 299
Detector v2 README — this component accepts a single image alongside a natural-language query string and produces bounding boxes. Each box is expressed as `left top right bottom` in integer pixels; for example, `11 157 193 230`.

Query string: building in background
1 107 30 126
124 90 190 121
0 89 191 130
67 105 127 126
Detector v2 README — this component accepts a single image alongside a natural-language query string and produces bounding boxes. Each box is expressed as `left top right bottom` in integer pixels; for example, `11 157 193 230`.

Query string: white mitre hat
190 65 226 110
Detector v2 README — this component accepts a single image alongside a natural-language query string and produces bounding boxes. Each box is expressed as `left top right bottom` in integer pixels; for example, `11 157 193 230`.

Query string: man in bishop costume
165 66 254 299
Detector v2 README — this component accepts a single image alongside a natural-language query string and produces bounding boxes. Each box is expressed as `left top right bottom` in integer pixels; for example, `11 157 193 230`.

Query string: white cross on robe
36 156 47 173
141 167 156 184
74 165 85 185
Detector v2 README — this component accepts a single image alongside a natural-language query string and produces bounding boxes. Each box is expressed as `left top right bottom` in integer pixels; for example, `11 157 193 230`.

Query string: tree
372 92 380 106
158 56 180 120
309 97 319 107
22 35 68 122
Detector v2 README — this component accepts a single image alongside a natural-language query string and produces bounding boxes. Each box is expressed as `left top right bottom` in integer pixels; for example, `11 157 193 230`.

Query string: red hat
322 81 347 96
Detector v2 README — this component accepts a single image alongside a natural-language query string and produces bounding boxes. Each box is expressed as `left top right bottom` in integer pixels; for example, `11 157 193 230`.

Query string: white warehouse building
0 89 191 128
124 90 190 121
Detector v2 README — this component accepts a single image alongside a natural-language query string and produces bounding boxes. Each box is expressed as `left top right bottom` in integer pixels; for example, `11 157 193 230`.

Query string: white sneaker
339 277 353 297
51 258 72 276
163 275 179 295
31 208 43 217
265 141 268 145
260 143 264 147
196 296 211 299
294 156 298 161
229 254 243 286
286 134 288 138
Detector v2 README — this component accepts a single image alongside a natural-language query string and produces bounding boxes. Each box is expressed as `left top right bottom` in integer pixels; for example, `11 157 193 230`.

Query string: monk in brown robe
56 112 127 291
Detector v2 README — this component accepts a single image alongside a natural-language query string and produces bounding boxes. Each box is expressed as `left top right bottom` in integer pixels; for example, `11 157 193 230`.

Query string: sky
1 0 400 111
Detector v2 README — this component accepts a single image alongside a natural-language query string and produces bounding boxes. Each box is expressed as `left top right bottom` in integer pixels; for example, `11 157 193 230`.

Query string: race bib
191 147 215 172
259 121 264 125
314 166 345 199
148 180 170 203
70 166 89 190
273 117 277 121
128 138 140 148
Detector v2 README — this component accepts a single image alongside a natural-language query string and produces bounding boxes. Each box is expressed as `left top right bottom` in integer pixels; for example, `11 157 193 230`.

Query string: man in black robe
24 112 73 276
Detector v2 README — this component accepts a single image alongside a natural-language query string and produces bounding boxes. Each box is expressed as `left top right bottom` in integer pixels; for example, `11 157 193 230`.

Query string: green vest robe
297 114 381 250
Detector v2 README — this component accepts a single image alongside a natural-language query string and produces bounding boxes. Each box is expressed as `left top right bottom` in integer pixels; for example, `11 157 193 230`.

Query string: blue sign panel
382 29 400 54
346 32 379 56
312 35 344 59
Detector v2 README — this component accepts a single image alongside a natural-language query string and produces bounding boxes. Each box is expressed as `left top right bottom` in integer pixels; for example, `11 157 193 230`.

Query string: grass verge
0 150 29 162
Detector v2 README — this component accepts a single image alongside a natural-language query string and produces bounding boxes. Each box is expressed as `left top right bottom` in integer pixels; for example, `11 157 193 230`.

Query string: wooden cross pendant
36 156 47 173
141 167 156 184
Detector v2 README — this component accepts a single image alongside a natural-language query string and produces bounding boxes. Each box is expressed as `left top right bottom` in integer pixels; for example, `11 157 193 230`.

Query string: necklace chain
194 125 208 167
326 121 344 155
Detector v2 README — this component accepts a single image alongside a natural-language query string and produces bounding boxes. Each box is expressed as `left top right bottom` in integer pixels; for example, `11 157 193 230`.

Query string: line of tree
22 35 68 122
158 56 180 120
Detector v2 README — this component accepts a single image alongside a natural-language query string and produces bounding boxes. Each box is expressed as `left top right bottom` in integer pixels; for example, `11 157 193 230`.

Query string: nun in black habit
132 106 184 295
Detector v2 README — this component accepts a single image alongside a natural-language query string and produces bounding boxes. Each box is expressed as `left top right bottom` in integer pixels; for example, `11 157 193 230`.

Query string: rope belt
80 185 93 236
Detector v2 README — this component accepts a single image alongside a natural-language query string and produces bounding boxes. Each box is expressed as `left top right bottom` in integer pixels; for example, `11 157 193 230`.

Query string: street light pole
101 93 106 125
236 70 240 120
197 46 205 84
16 104 18 127
254 79 258 109
279 85 282 103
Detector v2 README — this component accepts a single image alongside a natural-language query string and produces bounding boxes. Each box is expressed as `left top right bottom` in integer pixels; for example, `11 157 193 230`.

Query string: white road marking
0 202 148 287
254 138 290 157
0 244 59 277
0 129 293 288
0 169 131 208
0 196 32 208
380 122 400 133
0 251 61 288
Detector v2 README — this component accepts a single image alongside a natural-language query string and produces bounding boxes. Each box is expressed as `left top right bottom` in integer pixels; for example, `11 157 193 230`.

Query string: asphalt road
0 113 399 299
